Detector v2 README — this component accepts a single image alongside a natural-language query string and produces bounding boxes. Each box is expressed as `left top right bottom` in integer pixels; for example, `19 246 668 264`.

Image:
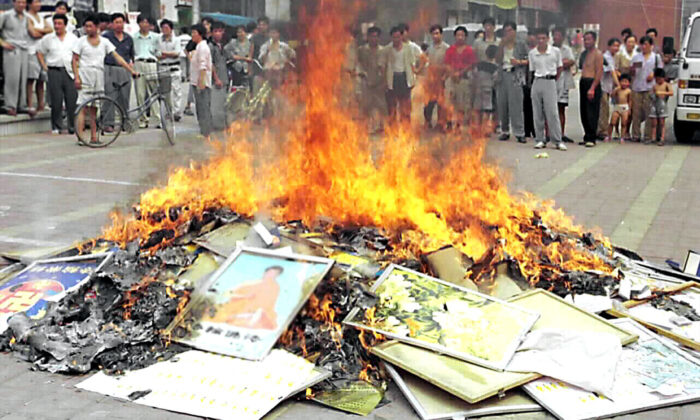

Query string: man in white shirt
385 26 418 125
72 15 135 144
598 38 620 140
0 0 30 116
158 19 183 121
189 23 212 138
37 14 77 134
529 28 565 151
133 15 161 128
552 27 575 143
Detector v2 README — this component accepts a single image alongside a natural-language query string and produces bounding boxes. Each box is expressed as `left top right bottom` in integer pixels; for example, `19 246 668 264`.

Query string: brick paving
1 104 699 419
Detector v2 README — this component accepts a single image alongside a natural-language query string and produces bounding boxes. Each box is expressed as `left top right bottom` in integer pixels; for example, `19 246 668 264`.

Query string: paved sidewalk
1 108 700 419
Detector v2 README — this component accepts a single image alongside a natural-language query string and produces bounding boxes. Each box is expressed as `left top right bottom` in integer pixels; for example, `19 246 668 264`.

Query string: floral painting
344 265 539 369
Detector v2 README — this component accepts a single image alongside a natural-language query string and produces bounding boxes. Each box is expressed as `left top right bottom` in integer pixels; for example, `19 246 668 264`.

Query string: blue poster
0 261 98 332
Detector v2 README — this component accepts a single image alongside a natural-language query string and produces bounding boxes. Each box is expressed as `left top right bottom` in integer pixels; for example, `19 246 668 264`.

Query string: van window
688 18 700 57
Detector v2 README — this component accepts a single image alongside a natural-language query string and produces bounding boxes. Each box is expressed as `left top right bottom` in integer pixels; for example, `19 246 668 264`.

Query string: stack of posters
343 264 539 370
366 284 642 419
524 318 700 420
167 247 334 360
385 364 541 420
77 349 330 420
1 253 112 333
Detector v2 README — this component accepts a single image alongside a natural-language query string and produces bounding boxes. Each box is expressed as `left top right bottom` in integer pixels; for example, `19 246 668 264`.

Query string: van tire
674 113 697 143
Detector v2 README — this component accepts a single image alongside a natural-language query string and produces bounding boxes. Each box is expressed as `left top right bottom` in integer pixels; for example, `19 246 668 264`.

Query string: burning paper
0 254 112 333
77 349 330 420
523 319 700 420
344 264 539 370
168 247 334 360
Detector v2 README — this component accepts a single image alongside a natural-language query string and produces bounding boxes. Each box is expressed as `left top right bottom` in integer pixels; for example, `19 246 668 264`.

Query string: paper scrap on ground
311 380 384 416
77 349 330 420
523 319 700 420
506 328 621 398
564 294 613 314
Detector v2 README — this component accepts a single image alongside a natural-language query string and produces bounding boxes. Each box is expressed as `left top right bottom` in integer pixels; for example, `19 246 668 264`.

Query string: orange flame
102 0 613 286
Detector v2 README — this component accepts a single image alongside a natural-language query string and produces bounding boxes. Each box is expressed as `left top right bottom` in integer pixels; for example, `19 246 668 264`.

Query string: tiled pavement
1 104 700 419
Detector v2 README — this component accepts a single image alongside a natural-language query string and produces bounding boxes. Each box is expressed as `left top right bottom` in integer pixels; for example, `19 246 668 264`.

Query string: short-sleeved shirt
250 32 270 73
601 50 616 93
133 31 160 61
473 36 500 62
557 44 575 91
445 44 477 73
615 47 636 75
158 33 182 66
357 44 384 88
102 30 134 66
38 31 78 78
426 41 449 67
209 40 228 84
190 40 212 88
0 10 29 49
631 52 662 92
72 36 115 70
224 38 252 73
528 45 562 78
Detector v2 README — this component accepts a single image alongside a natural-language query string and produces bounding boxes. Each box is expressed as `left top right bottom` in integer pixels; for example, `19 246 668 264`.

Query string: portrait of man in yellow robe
203 266 284 330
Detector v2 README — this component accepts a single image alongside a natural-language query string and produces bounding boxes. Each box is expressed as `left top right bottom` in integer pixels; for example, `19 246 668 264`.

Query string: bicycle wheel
226 88 249 121
74 96 124 148
159 97 175 145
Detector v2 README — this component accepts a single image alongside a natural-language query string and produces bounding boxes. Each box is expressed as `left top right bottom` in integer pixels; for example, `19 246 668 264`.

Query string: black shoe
562 136 574 143
499 133 510 141
578 140 586 145
174 115 182 122
68 128 75 135
517 136 526 143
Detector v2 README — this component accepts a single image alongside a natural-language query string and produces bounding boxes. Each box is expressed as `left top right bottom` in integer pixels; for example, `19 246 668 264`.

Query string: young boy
650 68 673 146
473 45 499 133
608 74 632 142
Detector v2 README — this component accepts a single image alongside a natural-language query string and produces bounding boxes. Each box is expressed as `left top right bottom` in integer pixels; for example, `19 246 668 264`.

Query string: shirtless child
608 74 632 142
650 68 673 146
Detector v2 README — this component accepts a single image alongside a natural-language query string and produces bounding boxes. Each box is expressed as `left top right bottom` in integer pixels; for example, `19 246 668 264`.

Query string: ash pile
2 207 700 420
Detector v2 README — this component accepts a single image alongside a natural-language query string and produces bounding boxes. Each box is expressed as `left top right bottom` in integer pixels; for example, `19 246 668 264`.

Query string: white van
675 12 700 142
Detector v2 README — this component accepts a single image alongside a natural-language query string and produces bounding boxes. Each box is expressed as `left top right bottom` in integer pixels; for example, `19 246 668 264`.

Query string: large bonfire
103 0 614 287
1 0 623 400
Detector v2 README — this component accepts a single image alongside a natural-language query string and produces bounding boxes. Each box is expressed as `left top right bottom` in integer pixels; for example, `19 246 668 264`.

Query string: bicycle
74 70 175 148
225 59 271 122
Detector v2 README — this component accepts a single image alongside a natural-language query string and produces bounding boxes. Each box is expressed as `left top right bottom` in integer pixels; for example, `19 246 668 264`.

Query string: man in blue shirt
102 13 133 131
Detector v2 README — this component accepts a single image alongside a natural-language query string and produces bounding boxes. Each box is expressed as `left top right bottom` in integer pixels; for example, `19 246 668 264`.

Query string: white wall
265 0 291 21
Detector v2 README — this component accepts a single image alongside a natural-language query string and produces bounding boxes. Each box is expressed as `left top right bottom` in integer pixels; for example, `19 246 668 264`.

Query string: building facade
565 0 682 49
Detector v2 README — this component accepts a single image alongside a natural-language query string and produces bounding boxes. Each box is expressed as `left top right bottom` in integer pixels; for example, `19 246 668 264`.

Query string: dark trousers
47 67 77 131
424 100 443 127
194 86 212 137
580 78 602 143
386 72 411 124
523 85 535 138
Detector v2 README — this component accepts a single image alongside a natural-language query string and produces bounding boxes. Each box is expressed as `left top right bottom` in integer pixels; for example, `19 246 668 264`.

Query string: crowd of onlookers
0 1 295 141
347 18 679 149
0 2 680 146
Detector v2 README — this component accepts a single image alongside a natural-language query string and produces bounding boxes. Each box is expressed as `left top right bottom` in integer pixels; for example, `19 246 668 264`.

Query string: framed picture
385 363 541 420
343 264 539 371
524 318 700 420
168 247 334 360
0 253 113 333
684 250 700 276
